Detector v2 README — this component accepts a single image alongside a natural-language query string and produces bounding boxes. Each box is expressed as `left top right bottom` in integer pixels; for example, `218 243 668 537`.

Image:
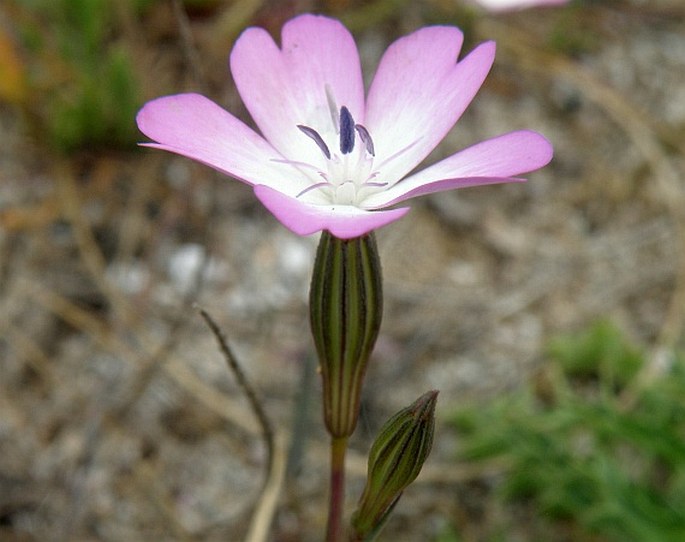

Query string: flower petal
136 93 308 192
364 130 553 208
254 185 409 239
230 14 365 161
365 28 496 185
473 0 569 12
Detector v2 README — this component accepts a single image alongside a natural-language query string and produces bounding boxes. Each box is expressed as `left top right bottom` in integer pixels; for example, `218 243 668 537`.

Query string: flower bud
309 231 382 438
351 390 438 540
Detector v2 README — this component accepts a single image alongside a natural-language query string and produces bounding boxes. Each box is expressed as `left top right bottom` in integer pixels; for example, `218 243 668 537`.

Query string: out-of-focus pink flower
471 0 569 12
137 14 552 239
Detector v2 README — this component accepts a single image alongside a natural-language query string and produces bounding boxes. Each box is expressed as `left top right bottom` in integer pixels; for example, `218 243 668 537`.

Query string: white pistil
335 181 357 205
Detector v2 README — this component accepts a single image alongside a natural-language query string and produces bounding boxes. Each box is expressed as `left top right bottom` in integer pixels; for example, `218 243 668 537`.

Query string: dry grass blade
15 277 259 436
54 160 132 325
197 307 274 461
244 430 288 542
171 0 206 86
209 0 265 46
0 315 55 386
197 307 283 542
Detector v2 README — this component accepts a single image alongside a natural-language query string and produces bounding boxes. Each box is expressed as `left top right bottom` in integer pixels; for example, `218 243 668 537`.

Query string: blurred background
1 0 684 540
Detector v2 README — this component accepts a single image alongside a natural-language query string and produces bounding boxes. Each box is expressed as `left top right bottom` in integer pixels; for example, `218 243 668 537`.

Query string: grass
12 0 143 151
446 322 685 541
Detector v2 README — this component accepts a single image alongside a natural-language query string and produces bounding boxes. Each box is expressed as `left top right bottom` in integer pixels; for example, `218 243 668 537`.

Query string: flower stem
326 436 349 542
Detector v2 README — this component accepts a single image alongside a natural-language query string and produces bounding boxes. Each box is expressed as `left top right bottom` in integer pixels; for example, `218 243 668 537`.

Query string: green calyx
309 231 383 438
351 390 438 540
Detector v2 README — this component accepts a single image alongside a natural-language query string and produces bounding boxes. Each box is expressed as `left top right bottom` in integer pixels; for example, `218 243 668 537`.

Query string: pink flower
471 0 569 12
136 14 552 239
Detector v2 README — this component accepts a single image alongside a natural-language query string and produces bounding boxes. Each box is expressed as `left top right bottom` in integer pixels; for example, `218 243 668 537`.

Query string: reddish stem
326 436 348 542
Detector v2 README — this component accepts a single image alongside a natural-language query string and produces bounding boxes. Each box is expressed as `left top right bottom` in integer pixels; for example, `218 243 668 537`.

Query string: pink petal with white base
136 15 555 239
136 93 307 193
365 28 496 185
254 185 409 239
230 14 365 162
365 130 553 208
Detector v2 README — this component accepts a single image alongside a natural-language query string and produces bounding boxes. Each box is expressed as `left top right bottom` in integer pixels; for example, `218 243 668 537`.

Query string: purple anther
354 124 375 156
339 106 355 154
297 125 331 159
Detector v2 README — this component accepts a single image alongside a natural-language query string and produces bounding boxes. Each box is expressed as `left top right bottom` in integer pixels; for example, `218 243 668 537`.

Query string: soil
1 1 684 540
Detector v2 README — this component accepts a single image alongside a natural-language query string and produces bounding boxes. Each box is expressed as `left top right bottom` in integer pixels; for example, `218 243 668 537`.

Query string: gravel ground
1 1 684 540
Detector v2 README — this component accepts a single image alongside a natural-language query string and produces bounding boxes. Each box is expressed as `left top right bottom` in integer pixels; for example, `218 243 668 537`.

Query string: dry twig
198 307 284 542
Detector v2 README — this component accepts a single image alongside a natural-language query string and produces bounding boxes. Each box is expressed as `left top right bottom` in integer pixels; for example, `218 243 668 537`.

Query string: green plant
15 0 143 151
449 322 685 541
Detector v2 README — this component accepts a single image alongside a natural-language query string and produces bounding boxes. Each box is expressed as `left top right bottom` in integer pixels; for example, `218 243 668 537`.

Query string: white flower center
293 106 386 207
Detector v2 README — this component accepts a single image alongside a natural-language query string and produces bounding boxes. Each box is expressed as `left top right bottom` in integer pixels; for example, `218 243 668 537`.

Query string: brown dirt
1 1 684 540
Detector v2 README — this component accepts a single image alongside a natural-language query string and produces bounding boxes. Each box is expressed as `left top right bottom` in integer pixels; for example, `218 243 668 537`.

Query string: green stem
326 436 349 542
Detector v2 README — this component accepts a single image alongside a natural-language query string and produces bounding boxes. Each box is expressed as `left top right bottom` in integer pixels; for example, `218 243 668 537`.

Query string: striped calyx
309 231 383 438
351 390 438 540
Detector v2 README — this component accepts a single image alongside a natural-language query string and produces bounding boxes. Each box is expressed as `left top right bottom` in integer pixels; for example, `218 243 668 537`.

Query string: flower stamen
354 124 375 156
375 138 422 171
292 106 385 205
339 106 355 155
325 85 340 134
297 181 333 198
297 125 331 159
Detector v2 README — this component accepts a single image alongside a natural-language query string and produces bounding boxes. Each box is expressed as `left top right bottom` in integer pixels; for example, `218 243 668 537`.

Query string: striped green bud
309 231 382 438
351 390 438 540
